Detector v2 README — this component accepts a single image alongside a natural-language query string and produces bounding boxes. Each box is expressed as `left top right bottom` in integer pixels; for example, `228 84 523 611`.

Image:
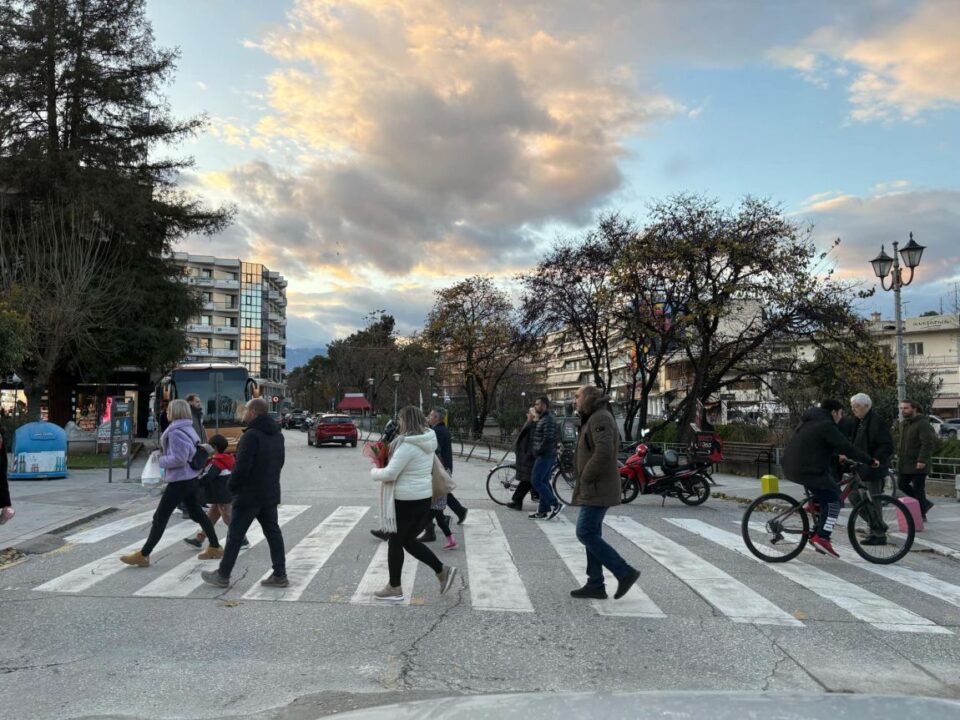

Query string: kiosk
9 421 68 480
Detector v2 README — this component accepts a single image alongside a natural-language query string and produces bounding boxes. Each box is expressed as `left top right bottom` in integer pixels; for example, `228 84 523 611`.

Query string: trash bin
9 421 68 480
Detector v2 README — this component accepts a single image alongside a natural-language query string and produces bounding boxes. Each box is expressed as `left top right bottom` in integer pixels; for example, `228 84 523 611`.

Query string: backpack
175 428 209 472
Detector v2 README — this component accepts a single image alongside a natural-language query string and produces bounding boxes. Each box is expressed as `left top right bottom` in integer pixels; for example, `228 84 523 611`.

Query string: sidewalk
2 456 152 551
710 471 960 556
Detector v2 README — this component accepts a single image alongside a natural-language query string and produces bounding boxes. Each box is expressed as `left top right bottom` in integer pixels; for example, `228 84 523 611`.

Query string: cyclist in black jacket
781 400 876 558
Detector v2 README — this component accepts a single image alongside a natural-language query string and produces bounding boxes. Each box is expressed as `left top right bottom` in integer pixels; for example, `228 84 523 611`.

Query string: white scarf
377 436 404 533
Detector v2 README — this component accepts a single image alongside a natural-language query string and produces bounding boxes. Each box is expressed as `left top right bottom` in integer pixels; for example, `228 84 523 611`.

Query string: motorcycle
618 429 720 506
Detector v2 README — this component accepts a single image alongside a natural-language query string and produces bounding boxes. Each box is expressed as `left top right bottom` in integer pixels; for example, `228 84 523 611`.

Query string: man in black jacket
847 393 894 544
201 398 287 588
418 408 468 541
529 396 562 520
781 400 876 558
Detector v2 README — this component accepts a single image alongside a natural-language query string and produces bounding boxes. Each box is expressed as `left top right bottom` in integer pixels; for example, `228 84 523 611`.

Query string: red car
309 414 358 448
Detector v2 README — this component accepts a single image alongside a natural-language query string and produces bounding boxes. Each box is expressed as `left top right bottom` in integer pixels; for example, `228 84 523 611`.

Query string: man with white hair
847 393 894 545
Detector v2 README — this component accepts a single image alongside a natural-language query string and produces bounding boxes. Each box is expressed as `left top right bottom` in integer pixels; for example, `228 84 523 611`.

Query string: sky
147 0 960 349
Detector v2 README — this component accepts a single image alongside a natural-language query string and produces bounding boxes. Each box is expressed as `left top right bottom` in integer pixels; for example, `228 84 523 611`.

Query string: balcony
188 276 214 288
214 303 239 313
213 326 239 335
188 347 210 356
213 279 240 290
267 312 282 323
268 290 282 301
201 301 216 311
268 354 286 365
210 349 239 359
268 333 283 343
187 323 213 333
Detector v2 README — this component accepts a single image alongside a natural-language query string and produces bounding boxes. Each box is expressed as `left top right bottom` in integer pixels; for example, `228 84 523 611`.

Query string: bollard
760 474 779 494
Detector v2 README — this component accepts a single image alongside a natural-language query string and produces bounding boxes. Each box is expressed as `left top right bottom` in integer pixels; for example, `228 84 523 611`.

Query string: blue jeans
531 456 558 512
576 506 633 588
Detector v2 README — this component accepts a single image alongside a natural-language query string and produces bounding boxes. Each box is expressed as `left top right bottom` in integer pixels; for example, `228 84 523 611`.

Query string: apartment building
170 253 288 401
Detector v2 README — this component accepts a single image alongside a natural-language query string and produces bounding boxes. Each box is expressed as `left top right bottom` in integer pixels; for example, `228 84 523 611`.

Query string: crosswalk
29 503 960 635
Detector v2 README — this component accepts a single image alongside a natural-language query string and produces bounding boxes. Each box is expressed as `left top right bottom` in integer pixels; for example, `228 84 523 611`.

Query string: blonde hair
167 398 192 421
397 405 427 436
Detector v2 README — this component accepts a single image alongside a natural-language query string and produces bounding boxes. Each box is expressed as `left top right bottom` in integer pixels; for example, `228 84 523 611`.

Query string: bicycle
741 467 915 565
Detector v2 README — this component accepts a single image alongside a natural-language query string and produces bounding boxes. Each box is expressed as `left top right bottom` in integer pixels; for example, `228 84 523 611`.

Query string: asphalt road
2 429 960 720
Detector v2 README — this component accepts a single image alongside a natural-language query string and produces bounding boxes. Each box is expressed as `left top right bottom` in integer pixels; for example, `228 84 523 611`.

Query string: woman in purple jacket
120 399 222 567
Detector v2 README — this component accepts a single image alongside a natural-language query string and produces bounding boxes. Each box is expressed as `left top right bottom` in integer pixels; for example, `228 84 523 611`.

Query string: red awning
338 396 371 411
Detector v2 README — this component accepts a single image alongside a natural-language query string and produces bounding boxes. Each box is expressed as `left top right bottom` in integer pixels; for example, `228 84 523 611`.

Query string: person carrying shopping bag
120 399 222 567
370 406 458 602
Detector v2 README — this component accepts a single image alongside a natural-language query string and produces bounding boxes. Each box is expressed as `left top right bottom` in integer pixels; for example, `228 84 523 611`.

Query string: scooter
618 430 717 506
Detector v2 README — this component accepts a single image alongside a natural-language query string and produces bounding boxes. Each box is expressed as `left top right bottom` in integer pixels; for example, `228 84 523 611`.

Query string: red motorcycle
618 430 720 506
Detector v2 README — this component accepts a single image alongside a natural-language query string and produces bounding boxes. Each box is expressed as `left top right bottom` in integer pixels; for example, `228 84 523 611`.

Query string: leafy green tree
0 0 228 418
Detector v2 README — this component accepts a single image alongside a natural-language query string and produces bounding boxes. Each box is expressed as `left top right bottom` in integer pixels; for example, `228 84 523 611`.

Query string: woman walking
120 399 222 567
507 407 538 511
370 406 458 602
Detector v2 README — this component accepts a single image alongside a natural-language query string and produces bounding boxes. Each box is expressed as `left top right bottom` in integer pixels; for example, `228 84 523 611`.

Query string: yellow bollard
760 474 779 493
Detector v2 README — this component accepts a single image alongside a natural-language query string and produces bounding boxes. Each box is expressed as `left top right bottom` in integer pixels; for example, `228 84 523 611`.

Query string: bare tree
0 202 125 420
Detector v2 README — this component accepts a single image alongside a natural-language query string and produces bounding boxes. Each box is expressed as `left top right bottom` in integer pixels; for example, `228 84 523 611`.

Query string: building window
907 342 924 356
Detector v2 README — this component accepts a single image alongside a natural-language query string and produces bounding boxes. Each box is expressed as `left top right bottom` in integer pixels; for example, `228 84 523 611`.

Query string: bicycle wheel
677 474 710 506
552 468 576 506
485 464 519 506
621 476 639 504
741 493 809 563
847 494 914 564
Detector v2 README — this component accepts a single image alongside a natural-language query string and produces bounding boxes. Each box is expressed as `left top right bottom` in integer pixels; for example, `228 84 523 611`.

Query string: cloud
772 0 960 121
799 186 960 314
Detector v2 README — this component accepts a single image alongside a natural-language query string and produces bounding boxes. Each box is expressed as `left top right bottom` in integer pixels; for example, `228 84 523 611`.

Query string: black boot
417 528 437 542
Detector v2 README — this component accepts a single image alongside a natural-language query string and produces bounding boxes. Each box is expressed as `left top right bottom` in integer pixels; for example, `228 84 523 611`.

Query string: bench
720 442 777 478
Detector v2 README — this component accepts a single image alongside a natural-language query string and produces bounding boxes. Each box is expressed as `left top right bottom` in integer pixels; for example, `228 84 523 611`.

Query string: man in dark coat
897 400 939 520
529 396 562 519
418 408 467 541
568 385 641 601
847 393 894 543
781 400 875 558
202 398 287 588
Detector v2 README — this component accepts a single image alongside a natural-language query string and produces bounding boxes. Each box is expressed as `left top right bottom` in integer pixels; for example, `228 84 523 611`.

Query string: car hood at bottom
325 691 960 720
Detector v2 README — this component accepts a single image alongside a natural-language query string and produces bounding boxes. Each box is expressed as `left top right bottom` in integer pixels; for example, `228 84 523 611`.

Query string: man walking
569 385 640 600
529 396 563 520
201 398 288 588
897 400 939 521
847 393 894 545
418 408 467 542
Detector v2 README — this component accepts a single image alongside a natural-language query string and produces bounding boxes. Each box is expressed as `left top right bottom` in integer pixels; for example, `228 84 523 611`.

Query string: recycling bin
9 421 68 480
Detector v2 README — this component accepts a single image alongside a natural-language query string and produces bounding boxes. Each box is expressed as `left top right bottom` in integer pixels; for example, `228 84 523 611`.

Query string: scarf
376 436 405 533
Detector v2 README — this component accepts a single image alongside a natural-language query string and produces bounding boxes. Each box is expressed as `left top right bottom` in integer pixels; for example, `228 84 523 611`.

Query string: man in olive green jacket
897 400 939 520
569 385 640 601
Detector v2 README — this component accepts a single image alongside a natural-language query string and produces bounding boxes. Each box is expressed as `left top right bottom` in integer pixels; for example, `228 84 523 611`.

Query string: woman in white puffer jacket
370 406 458 601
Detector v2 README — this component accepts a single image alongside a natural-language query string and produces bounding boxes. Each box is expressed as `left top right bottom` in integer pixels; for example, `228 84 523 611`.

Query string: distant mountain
285 346 327 370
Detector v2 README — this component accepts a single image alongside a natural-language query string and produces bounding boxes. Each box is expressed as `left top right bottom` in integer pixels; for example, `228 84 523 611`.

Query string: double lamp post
869 233 926 409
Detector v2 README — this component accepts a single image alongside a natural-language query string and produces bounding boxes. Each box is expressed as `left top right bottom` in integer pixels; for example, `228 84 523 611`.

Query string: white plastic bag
141 450 164 488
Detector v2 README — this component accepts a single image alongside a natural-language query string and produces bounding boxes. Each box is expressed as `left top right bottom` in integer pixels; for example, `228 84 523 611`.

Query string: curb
1 506 118 554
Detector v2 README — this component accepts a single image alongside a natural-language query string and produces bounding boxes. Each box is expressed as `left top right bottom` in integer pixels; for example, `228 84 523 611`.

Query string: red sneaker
810 534 839 558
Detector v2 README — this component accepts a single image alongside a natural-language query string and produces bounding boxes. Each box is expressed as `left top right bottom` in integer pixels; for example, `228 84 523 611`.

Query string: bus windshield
171 367 249 429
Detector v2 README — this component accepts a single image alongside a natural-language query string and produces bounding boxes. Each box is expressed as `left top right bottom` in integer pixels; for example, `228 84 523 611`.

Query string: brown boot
197 546 224 560
120 550 149 567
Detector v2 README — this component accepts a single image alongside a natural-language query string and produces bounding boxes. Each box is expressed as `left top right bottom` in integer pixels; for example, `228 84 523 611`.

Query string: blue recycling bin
9 421 69 480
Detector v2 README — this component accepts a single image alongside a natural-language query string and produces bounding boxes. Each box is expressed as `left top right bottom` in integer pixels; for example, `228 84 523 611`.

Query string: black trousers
898 472 932 513
142 478 219 556
0 449 10 507
389 498 442 587
512 480 532 504
219 503 286 578
423 492 466 530
429 508 452 537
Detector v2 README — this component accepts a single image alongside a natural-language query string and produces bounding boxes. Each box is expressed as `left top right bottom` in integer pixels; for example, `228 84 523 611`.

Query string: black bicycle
741 470 915 565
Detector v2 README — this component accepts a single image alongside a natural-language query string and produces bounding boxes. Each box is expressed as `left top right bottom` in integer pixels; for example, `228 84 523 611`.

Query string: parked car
940 418 960 439
309 414 358 448
284 409 308 430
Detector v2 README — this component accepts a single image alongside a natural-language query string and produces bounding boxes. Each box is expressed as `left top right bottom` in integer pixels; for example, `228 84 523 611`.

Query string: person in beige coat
569 385 641 601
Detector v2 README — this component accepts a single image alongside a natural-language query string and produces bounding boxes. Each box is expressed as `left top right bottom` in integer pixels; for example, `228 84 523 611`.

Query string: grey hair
850 393 872 409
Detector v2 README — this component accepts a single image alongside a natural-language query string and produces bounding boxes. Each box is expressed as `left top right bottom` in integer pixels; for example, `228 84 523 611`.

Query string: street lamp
393 372 401 417
426 367 436 411
869 232 926 411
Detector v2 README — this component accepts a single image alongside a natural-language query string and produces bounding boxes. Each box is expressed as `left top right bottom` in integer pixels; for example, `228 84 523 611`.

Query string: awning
338 395 371 411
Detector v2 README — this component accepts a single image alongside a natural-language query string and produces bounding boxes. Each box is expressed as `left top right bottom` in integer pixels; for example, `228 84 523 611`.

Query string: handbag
174 428 210 472
431 455 455 501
